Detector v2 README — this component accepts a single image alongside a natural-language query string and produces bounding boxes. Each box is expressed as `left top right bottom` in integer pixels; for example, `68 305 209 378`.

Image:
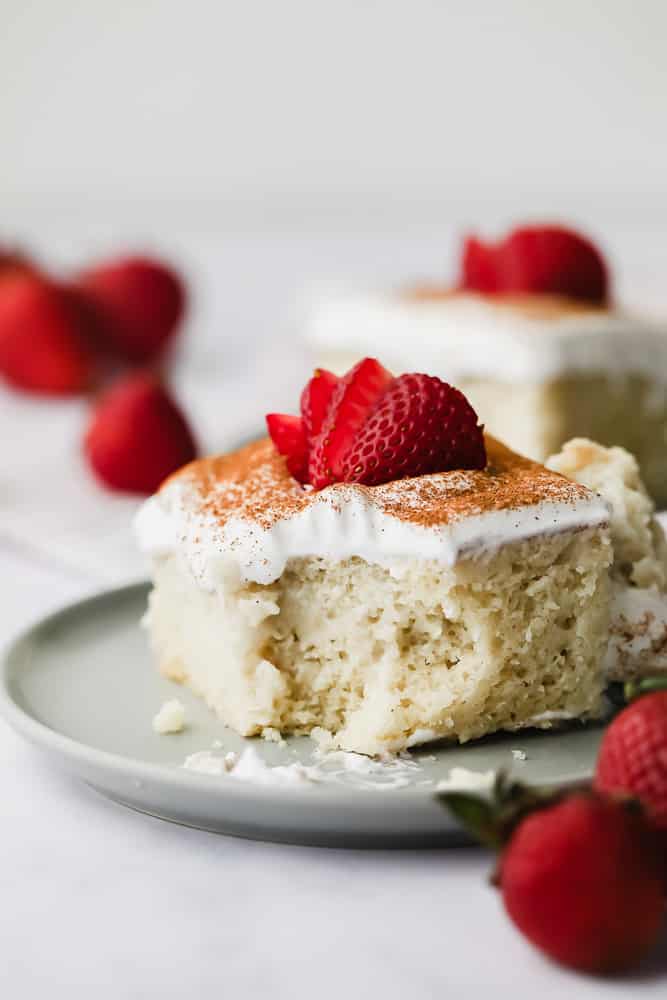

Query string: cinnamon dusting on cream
166 435 597 533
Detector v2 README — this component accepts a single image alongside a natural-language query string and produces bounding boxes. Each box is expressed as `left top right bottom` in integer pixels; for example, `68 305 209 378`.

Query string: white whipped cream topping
305 292 667 383
183 745 425 790
135 480 609 587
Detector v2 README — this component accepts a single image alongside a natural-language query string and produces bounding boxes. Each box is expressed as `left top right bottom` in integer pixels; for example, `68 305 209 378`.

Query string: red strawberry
77 255 185 362
497 793 665 974
0 247 34 282
300 368 339 440
461 224 608 304
84 372 197 494
308 358 394 488
595 690 667 832
266 413 308 483
0 274 95 395
268 359 486 489
267 369 339 482
501 226 609 302
461 236 499 294
338 373 486 486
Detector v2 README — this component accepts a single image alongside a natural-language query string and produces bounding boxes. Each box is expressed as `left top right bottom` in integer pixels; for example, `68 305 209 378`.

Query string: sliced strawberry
339 373 486 485
266 412 308 483
267 358 487 489
84 372 197 494
308 358 393 488
300 368 339 439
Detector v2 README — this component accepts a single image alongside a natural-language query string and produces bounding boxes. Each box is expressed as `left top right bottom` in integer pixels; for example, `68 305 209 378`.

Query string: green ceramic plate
0 584 604 848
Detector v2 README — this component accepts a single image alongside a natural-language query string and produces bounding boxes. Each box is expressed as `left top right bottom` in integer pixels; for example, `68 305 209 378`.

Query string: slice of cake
303 224 667 505
136 359 612 755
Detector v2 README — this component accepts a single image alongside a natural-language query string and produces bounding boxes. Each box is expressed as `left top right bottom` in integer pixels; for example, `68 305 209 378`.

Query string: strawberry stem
623 676 667 702
438 772 588 847
438 792 502 849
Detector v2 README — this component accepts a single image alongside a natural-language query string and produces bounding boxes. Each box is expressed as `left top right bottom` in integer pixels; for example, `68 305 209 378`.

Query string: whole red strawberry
0 274 95 395
442 779 666 975
267 359 486 489
498 793 665 973
461 224 608 304
595 689 667 832
77 255 185 363
84 372 197 494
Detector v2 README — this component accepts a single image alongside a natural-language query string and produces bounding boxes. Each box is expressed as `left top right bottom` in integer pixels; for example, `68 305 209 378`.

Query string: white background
2 0 667 230
1 2 667 996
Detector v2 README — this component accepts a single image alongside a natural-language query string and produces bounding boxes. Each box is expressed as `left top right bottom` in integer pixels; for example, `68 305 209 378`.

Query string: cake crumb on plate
152 699 186 734
261 727 286 744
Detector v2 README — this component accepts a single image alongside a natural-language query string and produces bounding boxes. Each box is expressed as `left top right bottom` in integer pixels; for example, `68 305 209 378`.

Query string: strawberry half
339 373 486 486
308 358 393 488
461 224 609 304
266 413 308 483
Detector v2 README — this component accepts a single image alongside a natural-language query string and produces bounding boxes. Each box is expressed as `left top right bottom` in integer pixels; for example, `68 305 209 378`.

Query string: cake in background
304 224 667 506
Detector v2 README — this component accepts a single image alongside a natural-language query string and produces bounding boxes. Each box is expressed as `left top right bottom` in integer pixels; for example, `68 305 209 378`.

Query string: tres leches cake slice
136 358 612 756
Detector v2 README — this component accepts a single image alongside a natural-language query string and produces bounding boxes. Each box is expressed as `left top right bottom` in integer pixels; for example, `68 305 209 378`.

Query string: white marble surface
2 227 667 997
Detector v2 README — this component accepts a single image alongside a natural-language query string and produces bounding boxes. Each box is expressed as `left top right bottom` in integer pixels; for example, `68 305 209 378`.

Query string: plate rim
0 582 599 843
0 582 458 811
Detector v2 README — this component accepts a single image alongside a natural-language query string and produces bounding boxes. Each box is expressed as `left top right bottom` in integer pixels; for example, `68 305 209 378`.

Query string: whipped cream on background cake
304 289 667 506
136 436 609 587
305 290 667 383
